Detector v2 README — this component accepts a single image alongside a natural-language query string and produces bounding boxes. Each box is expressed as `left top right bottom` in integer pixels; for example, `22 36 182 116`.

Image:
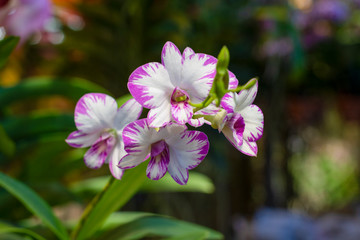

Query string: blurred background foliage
1 0 360 239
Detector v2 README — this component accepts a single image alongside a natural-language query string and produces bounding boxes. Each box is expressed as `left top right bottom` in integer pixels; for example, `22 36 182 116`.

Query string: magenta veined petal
147 142 170 180
170 101 193 125
119 152 149 169
161 41 183 86
229 70 239 90
65 130 100 148
181 53 217 103
128 62 174 109
166 130 209 185
108 141 125 179
231 114 245 147
221 92 236 114
239 140 258 157
147 101 172 128
114 98 143 131
233 80 259 112
182 47 195 59
241 105 264 142
74 93 117 134
84 133 115 169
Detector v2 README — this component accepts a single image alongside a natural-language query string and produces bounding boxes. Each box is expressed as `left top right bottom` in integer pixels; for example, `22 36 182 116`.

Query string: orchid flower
128 41 219 128
118 119 209 185
66 93 142 179
220 81 264 156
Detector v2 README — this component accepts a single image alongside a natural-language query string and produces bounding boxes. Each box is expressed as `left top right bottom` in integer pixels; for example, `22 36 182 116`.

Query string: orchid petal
114 98 143 131
239 140 258 157
188 117 205 127
108 141 126 179
241 105 264 142
229 70 239 90
161 41 183 86
128 62 174 109
171 101 193 125
182 47 195 59
75 93 117 134
84 134 115 169
231 114 245 147
166 131 209 185
122 119 157 155
147 144 170 180
233 80 258 112
147 101 172 128
181 53 217 103
221 92 236 114
66 130 100 148
118 152 149 169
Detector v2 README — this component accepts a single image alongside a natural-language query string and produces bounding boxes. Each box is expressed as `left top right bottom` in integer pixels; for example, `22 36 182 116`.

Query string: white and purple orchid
66 93 142 179
118 119 209 185
220 81 264 156
128 41 218 128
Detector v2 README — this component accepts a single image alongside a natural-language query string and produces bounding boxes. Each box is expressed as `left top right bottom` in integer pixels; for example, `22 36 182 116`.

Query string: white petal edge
240 105 264 142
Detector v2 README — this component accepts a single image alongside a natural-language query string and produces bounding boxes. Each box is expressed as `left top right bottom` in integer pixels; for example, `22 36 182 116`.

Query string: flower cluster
66 41 264 185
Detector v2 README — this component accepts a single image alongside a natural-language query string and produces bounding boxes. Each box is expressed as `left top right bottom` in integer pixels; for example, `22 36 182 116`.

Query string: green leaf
98 215 223 240
0 76 109 110
140 172 214 193
72 164 148 240
0 125 15 157
0 172 69 240
1 113 75 140
0 36 19 69
70 172 214 195
0 221 46 240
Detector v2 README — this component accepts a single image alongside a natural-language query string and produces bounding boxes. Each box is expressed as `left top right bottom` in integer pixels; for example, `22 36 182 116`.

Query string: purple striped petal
182 47 195 59
188 117 205 127
229 70 239 90
231 114 245 147
221 92 235 114
128 62 174 109
181 53 217 103
171 101 193 125
147 101 172 128
147 142 170 180
114 98 143 131
108 141 125 179
66 130 100 148
241 105 264 142
239 140 258 157
118 152 149 169
166 131 209 185
161 41 183 86
122 119 157 155
233 80 258 112
75 93 117 134
84 133 115 169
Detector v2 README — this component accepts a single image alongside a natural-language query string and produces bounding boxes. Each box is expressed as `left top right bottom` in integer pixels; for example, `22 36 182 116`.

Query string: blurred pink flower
0 0 52 42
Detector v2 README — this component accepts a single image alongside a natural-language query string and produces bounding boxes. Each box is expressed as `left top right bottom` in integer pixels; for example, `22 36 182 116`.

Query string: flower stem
71 177 115 240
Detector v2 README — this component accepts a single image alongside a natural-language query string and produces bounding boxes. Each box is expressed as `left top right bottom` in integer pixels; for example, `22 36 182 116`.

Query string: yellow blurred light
0 66 20 87
289 0 313 11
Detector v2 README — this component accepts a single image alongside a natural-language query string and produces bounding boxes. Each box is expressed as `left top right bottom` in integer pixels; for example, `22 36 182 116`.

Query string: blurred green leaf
0 125 15 157
0 172 69 240
0 36 19 69
98 215 223 240
72 164 147 240
70 172 214 195
1 113 74 140
0 77 110 109
0 221 46 240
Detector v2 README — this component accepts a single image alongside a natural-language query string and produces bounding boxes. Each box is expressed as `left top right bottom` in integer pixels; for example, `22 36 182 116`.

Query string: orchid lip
171 87 189 103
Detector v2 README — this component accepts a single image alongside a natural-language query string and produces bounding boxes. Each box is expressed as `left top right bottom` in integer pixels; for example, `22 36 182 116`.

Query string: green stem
71 177 115 240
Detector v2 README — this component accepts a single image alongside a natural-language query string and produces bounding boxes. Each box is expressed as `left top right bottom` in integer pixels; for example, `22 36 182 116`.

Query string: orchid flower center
151 140 167 157
171 87 189 103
